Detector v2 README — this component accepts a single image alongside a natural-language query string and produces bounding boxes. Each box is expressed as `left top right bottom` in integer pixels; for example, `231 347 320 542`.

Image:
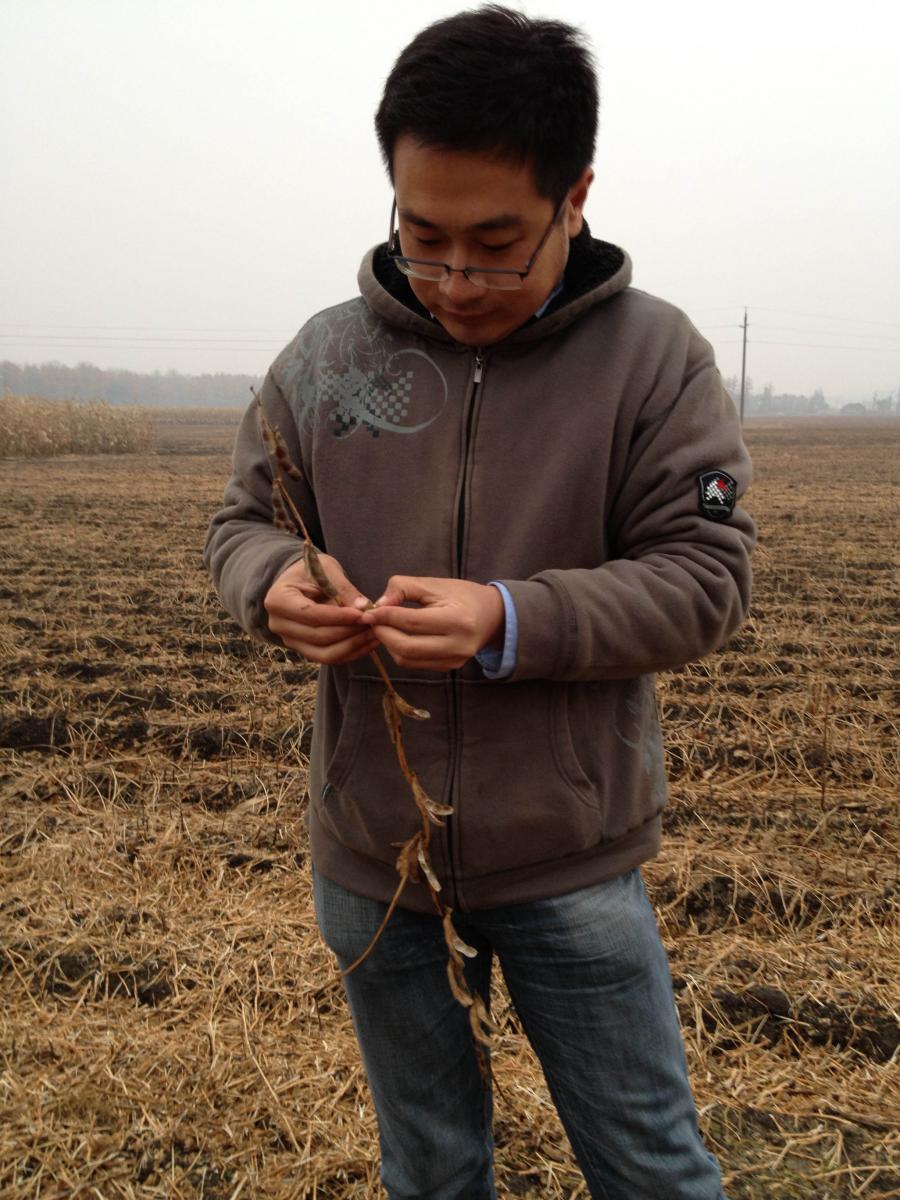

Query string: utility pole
739 307 749 423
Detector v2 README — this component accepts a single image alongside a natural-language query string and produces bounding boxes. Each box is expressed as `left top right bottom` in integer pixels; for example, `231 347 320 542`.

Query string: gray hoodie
204 228 755 912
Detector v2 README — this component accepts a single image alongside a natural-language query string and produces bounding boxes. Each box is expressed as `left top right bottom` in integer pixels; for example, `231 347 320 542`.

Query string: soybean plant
255 392 498 1069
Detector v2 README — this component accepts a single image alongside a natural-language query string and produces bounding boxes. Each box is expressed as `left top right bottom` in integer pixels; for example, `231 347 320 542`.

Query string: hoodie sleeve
498 334 755 682
203 371 319 643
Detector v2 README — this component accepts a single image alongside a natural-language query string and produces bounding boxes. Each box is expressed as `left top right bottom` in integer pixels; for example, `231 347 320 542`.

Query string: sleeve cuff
475 582 519 679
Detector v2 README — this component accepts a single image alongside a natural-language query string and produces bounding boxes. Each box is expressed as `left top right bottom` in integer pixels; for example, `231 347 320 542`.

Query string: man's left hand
359 577 504 671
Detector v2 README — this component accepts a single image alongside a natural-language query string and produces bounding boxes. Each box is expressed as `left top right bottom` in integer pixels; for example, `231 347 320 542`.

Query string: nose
438 266 482 305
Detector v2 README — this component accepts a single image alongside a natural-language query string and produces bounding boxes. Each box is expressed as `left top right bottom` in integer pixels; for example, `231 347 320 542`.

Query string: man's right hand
264 554 379 664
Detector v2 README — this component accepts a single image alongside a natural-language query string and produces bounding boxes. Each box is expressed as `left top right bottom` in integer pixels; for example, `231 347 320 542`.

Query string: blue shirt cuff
475 582 518 680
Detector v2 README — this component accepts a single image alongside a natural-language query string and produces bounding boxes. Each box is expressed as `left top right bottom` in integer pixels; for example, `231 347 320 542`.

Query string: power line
697 320 900 342
681 305 900 331
750 306 900 330
752 325 900 343
749 341 900 352
682 305 744 314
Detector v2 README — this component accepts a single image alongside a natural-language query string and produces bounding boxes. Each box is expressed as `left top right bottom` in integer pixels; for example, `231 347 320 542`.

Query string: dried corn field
0 396 154 458
1 415 897 1199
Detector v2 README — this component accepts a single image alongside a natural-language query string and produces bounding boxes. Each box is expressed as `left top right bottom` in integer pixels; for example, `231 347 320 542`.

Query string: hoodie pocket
455 679 603 879
565 675 669 843
318 676 452 867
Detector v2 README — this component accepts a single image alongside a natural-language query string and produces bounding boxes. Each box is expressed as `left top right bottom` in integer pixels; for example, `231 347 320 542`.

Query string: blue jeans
314 868 726 1200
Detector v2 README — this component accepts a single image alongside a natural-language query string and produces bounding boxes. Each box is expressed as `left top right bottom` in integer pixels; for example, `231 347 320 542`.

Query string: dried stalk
254 390 496 1071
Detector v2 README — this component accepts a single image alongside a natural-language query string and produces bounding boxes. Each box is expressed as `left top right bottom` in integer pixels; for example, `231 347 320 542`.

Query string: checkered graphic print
319 366 414 438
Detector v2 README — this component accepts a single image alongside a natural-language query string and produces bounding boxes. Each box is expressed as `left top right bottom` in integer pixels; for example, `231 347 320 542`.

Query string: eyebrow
399 208 524 233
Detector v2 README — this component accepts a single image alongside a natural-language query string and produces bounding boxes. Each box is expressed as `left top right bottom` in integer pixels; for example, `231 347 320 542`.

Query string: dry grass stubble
0 417 897 1198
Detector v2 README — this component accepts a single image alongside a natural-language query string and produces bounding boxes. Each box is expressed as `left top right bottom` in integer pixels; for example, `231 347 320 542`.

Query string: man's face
391 136 592 347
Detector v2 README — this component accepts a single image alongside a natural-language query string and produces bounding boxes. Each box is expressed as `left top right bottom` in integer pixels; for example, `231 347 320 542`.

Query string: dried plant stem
274 477 313 546
369 650 399 696
338 872 410 978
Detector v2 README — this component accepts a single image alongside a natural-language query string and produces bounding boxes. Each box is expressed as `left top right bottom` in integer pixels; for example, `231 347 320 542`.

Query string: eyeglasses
387 196 566 291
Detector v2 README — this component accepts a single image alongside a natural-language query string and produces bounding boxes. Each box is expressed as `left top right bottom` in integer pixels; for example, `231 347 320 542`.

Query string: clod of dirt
185 725 244 759
700 985 899 1062
679 873 828 933
0 712 71 750
223 639 255 659
746 985 792 1017
113 717 151 746
683 875 757 930
10 615 41 630
703 985 794 1048
102 906 158 930
37 947 175 1006
105 958 173 1006
43 947 101 992
54 660 120 681
180 723 308 762
794 996 899 1063
225 853 275 874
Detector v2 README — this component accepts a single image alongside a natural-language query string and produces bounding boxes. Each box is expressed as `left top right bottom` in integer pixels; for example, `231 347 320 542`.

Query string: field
0 396 154 458
1 414 897 1199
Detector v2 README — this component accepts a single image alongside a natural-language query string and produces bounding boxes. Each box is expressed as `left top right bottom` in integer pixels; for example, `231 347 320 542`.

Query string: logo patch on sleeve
698 470 738 521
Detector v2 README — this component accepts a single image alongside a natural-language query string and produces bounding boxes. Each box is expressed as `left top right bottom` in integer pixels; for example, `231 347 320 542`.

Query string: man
205 7 754 1198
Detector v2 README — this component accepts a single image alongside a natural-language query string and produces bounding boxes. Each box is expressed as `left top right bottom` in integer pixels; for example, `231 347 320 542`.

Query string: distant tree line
3 359 898 416
722 376 900 416
0 361 261 408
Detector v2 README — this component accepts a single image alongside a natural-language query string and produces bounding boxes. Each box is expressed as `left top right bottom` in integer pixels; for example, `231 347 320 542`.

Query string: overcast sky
3 0 899 401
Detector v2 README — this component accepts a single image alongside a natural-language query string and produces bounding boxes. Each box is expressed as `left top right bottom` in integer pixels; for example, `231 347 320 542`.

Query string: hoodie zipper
455 351 484 565
446 349 485 910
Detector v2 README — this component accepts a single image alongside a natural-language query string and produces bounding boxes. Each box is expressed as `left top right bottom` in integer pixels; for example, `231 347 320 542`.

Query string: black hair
375 5 598 206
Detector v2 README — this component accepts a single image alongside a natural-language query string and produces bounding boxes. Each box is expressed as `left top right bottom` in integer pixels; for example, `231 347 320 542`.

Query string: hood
357 222 633 348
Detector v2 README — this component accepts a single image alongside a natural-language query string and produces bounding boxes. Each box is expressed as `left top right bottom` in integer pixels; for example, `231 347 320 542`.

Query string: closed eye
411 236 519 255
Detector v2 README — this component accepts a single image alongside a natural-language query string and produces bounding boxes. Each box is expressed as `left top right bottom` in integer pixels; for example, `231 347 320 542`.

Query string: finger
269 557 371 612
269 600 366 629
333 637 384 665
271 617 369 648
334 582 371 610
319 559 372 610
361 604 458 635
299 603 367 628
374 626 469 670
318 632 381 664
373 575 439 608
265 581 329 617
283 629 380 663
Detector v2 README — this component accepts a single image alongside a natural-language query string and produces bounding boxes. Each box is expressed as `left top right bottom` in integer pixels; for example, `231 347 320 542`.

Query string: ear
565 167 594 237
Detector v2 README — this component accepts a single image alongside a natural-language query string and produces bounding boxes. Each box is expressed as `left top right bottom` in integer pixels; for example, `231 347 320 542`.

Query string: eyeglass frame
386 194 568 290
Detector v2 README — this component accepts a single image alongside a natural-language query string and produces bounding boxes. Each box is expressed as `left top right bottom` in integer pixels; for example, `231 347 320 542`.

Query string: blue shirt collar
533 276 565 320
